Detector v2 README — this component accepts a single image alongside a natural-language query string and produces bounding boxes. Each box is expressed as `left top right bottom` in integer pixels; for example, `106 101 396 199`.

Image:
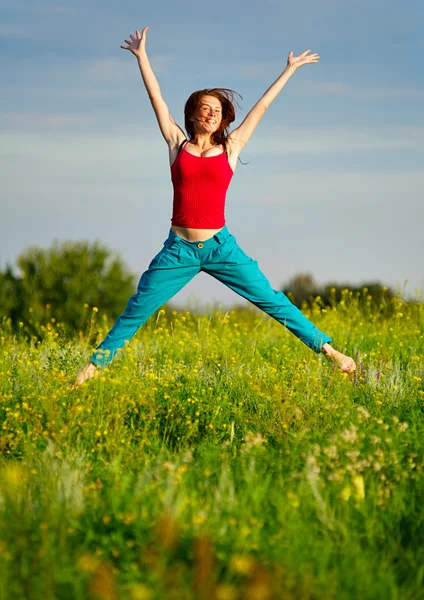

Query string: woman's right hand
120 28 148 57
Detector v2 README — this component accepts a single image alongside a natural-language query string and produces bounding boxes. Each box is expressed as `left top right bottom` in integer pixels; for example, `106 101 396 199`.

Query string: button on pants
90 226 331 367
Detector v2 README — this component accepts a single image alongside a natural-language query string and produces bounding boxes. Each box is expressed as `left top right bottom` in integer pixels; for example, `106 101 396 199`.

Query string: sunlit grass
0 291 423 599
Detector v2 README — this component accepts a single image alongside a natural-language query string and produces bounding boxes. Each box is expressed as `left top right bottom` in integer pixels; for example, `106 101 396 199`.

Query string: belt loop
214 226 228 245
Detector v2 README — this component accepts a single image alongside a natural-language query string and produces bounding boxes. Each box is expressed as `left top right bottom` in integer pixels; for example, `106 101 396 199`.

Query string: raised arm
121 28 185 148
228 50 319 152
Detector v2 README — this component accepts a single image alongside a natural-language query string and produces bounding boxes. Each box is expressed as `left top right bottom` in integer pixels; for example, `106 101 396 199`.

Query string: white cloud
235 169 424 208
2 130 423 217
212 60 424 101
1 127 422 192
237 64 274 78
0 113 98 129
149 54 177 75
299 81 424 101
0 130 167 210
79 58 134 83
79 54 176 84
35 4 83 16
246 126 423 155
0 83 121 100
2 121 421 155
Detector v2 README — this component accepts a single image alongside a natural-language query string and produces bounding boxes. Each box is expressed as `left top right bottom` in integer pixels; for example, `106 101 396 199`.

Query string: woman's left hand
287 49 320 70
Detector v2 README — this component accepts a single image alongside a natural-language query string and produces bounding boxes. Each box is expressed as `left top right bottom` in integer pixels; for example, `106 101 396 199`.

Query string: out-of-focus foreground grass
0 291 423 600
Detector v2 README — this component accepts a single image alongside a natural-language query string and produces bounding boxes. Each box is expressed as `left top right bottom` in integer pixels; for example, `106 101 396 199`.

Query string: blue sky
1 0 423 308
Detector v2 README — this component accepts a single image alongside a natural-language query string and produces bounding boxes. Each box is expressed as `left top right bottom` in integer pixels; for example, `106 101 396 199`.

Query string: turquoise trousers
90 226 331 367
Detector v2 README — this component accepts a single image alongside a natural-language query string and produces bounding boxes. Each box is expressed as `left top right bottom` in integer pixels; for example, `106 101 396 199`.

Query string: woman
75 28 356 386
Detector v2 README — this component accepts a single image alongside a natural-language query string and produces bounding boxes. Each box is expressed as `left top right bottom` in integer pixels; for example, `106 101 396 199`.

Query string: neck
191 133 217 149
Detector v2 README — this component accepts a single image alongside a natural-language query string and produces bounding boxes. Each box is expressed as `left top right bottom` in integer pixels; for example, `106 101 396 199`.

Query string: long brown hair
184 88 242 149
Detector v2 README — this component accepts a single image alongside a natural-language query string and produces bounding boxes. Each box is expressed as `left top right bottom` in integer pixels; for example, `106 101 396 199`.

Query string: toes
341 358 356 373
73 366 96 387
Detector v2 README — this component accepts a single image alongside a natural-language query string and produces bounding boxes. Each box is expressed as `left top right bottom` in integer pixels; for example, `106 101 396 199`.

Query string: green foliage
0 266 20 321
0 241 136 337
0 299 423 599
283 272 397 315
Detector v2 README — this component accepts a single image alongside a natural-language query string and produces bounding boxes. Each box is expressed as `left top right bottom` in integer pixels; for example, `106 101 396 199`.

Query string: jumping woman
75 27 356 386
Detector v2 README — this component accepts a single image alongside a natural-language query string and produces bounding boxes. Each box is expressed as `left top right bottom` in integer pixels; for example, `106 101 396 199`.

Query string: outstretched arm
228 50 319 151
121 28 185 148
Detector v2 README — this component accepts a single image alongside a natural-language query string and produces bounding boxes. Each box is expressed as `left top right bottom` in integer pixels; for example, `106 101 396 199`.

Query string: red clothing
171 141 234 228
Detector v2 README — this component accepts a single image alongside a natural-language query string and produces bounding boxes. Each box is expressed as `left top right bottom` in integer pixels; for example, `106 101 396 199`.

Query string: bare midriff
171 225 224 242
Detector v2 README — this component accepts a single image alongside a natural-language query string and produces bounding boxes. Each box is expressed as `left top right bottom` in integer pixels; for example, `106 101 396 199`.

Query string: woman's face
193 95 223 134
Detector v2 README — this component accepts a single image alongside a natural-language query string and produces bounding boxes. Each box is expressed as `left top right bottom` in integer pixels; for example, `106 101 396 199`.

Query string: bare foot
322 344 356 373
73 361 98 388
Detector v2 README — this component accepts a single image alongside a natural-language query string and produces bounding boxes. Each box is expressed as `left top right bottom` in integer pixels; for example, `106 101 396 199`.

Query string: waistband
167 226 231 249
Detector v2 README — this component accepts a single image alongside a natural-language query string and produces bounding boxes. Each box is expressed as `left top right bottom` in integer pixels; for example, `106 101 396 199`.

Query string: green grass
0 293 423 600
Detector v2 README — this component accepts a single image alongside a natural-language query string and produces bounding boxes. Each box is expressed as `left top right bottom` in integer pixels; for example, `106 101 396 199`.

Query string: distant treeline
0 241 411 338
281 273 398 313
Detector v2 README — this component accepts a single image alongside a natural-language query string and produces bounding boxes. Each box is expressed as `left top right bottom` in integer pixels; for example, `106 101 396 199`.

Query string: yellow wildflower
229 554 255 576
340 486 351 501
352 475 365 500
128 584 153 600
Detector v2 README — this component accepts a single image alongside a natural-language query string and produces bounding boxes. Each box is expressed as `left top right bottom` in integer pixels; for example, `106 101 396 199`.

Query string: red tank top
171 140 234 228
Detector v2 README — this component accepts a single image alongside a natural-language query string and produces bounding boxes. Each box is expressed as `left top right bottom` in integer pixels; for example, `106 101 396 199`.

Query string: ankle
322 343 334 357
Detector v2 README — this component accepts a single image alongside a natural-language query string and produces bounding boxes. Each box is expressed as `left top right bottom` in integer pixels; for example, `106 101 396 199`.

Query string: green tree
0 241 136 336
282 273 319 307
0 266 21 323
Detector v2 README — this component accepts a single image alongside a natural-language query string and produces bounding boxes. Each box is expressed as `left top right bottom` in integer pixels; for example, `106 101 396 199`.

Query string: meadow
0 290 423 600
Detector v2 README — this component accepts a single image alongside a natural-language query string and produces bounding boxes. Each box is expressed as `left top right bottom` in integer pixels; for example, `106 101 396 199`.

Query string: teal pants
90 226 331 367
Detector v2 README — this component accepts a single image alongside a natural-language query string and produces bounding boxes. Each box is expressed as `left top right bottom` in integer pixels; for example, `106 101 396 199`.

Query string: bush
0 240 136 337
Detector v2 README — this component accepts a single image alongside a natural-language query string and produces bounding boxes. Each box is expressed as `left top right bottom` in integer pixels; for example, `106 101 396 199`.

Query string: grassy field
0 291 423 600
